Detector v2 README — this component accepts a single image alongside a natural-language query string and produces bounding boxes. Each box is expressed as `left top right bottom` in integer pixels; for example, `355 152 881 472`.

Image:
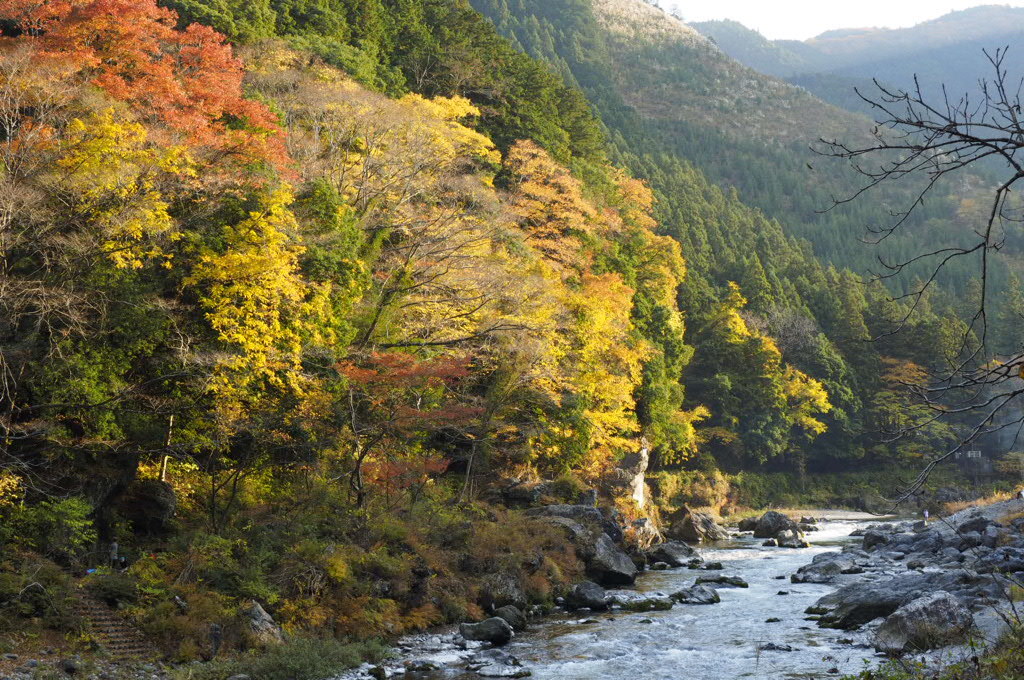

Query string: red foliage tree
338 352 482 507
0 0 287 168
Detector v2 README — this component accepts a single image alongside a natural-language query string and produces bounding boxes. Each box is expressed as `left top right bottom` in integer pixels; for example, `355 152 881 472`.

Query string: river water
500 518 884 680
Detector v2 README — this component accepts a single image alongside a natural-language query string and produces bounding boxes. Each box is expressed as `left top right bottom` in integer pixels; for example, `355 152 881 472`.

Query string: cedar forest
0 0 1006 668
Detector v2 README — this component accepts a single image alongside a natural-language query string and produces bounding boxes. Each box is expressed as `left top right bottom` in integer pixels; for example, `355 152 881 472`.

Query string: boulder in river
736 517 758 532
791 553 858 584
808 569 987 629
606 590 674 612
873 591 974 655
460 617 514 646
586 533 638 586
753 511 799 539
776 528 809 549
695 575 748 588
665 506 729 543
862 530 890 551
565 581 608 611
646 540 698 567
493 605 527 631
671 584 721 604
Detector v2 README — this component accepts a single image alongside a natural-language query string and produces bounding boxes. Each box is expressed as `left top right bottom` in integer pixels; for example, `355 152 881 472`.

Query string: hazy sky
669 1 1024 40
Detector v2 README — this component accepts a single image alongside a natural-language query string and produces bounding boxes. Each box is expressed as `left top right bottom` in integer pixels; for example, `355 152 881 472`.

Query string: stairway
73 592 155 661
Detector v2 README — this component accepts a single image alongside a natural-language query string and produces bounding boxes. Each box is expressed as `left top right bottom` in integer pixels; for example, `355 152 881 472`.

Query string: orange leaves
505 140 596 270
1 0 286 169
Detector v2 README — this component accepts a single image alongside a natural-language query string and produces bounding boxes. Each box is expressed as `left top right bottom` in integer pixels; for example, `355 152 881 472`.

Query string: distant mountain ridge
692 5 1024 113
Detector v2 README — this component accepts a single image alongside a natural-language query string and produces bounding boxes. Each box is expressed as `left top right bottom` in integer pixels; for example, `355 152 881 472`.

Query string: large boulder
240 600 284 645
809 570 987 630
646 540 698 567
671 584 721 604
736 517 758 532
606 443 651 509
862 530 890 551
460 618 514 646
492 606 527 631
776 528 809 549
665 506 729 543
565 581 608 611
606 590 674 612
873 591 974 654
586 533 637 586
527 504 624 544
479 573 527 611
791 553 858 584
695 575 748 588
753 511 798 539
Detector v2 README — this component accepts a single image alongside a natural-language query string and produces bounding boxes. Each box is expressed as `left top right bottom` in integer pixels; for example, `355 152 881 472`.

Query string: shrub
178 636 388 680
12 498 96 566
85 570 140 607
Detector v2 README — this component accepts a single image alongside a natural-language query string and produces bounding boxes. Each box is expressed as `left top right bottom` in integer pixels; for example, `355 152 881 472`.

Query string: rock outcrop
873 591 974 654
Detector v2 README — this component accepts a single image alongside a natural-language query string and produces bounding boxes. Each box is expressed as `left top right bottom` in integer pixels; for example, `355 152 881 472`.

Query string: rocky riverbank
331 510 886 679
800 497 1024 662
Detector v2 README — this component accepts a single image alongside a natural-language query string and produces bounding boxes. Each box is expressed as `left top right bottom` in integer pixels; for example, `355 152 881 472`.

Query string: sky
668 1 1024 41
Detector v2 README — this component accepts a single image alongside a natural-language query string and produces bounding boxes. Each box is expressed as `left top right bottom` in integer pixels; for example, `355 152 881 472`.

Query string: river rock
958 516 997 535
791 553 858 583
460 617 514 645
799 516 818 525
565 581 608 610
666 506 729 543
646 540 698 567
695 575 748 588
671 584 721 604
737 517 758 532
493 605 527 631
606 590 674 612
873 591 974 654
527 504 624 542
808 569 987 629
480 573 528 611
753 511 799 539
586 533 638 585
241 600 284 645
978 546 1024 573
776 528 809 549
862 530 890 550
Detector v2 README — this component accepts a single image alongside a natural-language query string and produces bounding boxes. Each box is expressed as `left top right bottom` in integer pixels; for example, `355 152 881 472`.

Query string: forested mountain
0 0 1011 666
693 6 1024 113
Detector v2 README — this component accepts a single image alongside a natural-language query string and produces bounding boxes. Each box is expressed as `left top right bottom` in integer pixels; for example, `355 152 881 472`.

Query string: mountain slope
694 6 1024 110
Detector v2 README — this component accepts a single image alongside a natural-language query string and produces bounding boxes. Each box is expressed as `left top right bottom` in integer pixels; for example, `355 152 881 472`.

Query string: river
362 516 895 680
501 518 883 679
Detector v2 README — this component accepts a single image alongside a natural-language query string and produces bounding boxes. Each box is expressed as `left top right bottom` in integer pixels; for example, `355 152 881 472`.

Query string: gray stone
646 540 698 567
873 591 974 654
480 573 527 611
737 517 758 532
460 617 514 646
695 575 748 588
776 528 809 549
241 600 283 645
606 590 674 612
862 530 890 550
753 511 798 539
586 533 637 586
671 584 721 604
493 605 527 631
665 506 729 543
565 581 608 611
791 553 857 584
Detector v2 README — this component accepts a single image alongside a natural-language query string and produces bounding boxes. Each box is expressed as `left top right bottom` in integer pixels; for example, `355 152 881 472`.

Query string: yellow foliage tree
55 107 193 269
186 186 315 430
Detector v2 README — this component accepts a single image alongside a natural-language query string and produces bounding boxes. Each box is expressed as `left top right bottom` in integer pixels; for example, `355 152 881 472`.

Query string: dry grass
942 490 1015 515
